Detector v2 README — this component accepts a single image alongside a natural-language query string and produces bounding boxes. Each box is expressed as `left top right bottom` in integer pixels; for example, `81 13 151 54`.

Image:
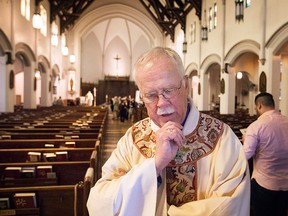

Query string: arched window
213 3 217 29
21 0 30 21
190 22 196 44
209 7 213 32
246 0 251 7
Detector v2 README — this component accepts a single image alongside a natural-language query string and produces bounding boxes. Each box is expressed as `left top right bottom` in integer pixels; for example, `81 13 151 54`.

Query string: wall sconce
235 0 244 21
223 63 229 73
51 21 58 46
35 70 41 79
183 41 187 53
5 52 13 65
237 71 243 79
69 54 76 63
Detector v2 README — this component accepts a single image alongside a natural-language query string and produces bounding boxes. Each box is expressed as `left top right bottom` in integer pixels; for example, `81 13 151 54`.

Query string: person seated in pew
242 92 288 216
87 47 250 216
54 96 64 106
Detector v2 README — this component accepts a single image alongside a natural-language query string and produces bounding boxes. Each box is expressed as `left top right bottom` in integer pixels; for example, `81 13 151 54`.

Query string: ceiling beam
49 0 202 39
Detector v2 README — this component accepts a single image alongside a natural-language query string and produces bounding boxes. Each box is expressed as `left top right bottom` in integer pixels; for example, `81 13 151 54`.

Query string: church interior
0 0 288 215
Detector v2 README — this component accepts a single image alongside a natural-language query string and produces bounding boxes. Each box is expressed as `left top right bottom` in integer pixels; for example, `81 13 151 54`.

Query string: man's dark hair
255 92 275 108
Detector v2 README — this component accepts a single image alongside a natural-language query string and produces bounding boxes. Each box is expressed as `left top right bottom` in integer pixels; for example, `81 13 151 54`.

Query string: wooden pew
83 167 94 216
0 123 103 129
0 132 99 140
0 147 95 163
95 140 102 180
0 179 84 216
0 106 107 215
89 149 99 183
0 138 98 149
0 161 90 186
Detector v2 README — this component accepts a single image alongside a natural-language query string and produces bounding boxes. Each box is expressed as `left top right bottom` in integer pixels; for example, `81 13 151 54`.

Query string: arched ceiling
46 0 202 42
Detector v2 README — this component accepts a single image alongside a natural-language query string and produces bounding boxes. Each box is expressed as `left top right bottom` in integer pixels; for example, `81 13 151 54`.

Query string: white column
198 71 209 111
268 56 281 111
23 63 37 109
0 56 6 112
220 72 236 114
0 54 15 112
281 54 288 116
40 70 50 107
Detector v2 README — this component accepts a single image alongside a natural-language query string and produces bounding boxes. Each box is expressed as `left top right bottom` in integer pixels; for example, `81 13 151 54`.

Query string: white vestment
87 102 250 216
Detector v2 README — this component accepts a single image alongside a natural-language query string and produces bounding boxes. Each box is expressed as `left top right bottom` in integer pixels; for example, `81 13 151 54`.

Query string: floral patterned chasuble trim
131 113 224 207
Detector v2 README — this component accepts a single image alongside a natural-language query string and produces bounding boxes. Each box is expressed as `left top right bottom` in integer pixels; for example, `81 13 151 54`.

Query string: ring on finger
167 128 174 134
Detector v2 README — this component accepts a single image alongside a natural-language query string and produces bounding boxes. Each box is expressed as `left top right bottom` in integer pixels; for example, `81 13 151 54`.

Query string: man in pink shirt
243 92 288 216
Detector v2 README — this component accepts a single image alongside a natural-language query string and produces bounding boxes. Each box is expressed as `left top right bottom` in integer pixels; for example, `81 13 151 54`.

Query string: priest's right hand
154 121 184 175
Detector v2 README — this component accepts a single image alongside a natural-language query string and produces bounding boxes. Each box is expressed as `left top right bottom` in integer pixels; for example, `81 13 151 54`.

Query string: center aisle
101 111 133 169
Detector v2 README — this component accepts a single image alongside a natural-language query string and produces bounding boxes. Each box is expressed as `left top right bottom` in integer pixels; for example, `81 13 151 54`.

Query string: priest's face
137 56 189 128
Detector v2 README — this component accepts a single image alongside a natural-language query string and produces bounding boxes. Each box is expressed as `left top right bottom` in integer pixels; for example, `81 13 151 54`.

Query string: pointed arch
73 4 162 51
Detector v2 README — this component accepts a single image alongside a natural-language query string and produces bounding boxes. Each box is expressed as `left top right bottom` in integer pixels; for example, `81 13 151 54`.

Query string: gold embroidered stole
132 114 223 207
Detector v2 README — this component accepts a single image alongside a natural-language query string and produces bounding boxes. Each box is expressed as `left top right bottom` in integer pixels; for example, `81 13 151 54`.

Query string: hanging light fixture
201 10 208 41
62 46 69 56
51 20 58 46
235 0 244 21
201 26 208 41
51 21 58 35
51 34 58 46
183 39 187 53
32 1 42 29
35 70 41 79
33 13 42 29
61 34 69 56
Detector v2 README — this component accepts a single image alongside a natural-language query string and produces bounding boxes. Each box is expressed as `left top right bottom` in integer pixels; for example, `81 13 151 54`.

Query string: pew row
0 138 99 149
0 147 95 163
0 161 90 187
0 180 84 216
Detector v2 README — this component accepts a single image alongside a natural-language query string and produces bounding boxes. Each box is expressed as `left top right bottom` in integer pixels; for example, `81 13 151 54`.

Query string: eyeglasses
141 81 183 104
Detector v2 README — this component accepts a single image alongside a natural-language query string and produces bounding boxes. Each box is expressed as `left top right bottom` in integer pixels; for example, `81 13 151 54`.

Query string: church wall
0 1 12 39
35 0 51 61
224 0 262 55
12 2 37 54
184 8 201 70
266 0 288 39
200 0 224 62
81 32 102 83
104 37 130 77
130 35 150 81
